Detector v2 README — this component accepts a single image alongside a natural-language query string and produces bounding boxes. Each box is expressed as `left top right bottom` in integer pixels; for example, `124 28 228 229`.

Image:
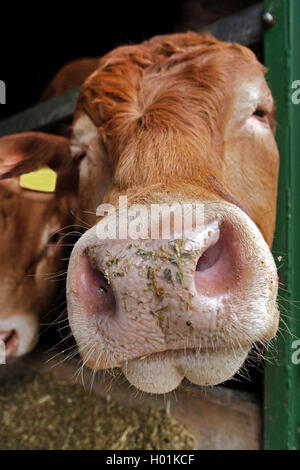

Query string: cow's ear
0 132 72 179
0 132 78 201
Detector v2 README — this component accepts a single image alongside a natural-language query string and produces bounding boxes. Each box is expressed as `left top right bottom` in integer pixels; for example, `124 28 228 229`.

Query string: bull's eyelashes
251 108 272 128
77 152 87 162
70 143 87 161
30 231 62 273
253 109 265 118
24 229 62 277
36 231 62 265
252 108 267 121
47 231 61 245
31 231 62 272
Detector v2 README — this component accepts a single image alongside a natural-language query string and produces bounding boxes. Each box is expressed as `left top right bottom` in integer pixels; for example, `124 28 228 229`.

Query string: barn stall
0 0 299 450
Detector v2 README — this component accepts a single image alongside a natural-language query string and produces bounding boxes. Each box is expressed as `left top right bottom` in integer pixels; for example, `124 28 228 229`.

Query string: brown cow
67 32 279 393
0 132 77 362
0 57 94 364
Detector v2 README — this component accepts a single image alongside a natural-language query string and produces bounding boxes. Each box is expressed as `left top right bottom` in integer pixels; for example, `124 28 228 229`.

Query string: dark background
0 0 257 121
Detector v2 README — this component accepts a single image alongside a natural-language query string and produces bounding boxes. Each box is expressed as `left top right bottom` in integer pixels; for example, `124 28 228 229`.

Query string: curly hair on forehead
75 32 263 188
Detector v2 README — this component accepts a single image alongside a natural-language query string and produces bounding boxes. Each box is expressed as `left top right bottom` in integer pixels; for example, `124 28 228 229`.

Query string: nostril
94 269 116 312
99 285 108 294
194 224 240 297
196 238 223 272
75 255 116 316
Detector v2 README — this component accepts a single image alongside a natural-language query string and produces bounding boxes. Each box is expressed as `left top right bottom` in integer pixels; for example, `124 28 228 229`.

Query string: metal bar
0 87 80 137
264 0 300 450
200 2 263 45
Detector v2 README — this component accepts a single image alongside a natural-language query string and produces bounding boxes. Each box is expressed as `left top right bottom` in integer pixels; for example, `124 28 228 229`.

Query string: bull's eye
77 153 86 161
48 232 61 244
253 109 266 118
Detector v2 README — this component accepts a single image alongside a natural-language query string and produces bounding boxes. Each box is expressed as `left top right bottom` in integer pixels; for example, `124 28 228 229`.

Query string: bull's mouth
135 345 241 359
120 345 250 393
0 329 19 360
136 347 205 360
126 344 247 369
119 340 246 366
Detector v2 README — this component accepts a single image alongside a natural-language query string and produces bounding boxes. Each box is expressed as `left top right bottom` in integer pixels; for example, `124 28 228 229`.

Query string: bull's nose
69 216 247 367
74 219 222 329
67 201 279 391
80 219 239 309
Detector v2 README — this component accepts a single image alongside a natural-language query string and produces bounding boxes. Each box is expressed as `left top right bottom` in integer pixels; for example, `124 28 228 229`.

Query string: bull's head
67 32 279 393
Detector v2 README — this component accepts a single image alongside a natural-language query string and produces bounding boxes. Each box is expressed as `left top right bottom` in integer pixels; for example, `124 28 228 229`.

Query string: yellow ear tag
19 166 57 193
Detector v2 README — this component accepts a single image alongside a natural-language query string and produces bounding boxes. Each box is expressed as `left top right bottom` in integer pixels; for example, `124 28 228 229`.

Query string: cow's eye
253 109 266 118
77 153 86 161
48 232 61 244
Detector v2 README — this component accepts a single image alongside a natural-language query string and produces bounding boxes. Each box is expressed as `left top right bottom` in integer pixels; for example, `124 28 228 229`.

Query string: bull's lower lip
121 344 250 393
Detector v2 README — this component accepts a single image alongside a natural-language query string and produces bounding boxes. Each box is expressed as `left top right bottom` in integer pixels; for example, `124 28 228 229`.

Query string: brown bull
66 32 279 393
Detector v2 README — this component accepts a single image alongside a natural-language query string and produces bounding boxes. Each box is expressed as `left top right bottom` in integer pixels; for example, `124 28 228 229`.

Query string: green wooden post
264 0 300 450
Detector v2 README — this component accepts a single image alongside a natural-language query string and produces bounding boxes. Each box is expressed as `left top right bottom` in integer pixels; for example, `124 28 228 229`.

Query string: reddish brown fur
0 132 72 177
0 184 72 312
0 132 78 359
74 32 278 246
